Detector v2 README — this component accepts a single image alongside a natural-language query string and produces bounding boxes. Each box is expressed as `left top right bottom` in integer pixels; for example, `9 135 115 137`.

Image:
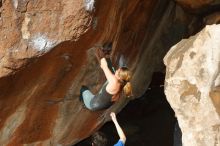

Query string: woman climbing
79 42 132 111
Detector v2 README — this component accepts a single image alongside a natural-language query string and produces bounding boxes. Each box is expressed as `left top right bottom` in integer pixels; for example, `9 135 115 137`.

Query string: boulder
164 24 220 146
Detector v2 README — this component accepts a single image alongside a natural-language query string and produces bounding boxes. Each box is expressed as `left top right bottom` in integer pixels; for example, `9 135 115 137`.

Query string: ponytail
123 81 132 97
117 66 133 97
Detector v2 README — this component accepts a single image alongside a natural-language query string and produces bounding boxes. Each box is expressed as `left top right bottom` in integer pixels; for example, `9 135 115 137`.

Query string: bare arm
100 58 116 84
110 112 126 143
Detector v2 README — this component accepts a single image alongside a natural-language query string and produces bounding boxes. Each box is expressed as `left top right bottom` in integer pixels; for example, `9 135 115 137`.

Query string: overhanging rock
0 0 165 145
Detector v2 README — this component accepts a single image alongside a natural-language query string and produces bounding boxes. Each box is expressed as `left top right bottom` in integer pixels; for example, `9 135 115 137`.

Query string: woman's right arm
100 58 117 83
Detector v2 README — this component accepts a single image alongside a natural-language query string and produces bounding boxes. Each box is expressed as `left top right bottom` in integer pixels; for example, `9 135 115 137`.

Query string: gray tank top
90 83 114 111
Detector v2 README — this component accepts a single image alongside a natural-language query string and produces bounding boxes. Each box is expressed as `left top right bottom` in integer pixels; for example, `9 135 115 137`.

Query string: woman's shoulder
106 80 121 95
108 76 119 84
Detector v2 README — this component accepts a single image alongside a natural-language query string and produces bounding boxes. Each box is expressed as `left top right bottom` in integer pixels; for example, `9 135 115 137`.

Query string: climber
79 42 132 111
91 112 126 146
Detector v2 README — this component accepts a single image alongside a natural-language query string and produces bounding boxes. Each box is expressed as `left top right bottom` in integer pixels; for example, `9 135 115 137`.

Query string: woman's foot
79 85 89 101
119 54 127 68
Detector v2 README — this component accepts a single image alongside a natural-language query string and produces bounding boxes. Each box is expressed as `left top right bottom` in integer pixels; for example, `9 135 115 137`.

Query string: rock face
1 0 219 145
164 24 220 146
204 12 220 25
175 0 220 9
0 0 174 145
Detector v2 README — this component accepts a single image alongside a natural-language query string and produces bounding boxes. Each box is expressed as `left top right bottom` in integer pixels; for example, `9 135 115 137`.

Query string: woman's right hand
100 58 108 69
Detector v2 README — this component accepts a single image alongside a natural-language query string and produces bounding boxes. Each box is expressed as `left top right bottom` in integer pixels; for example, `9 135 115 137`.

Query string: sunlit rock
164 24 220 146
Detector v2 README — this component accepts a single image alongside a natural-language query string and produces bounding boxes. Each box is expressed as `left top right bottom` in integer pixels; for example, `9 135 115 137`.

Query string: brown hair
91 132 108 146
118 67 133 97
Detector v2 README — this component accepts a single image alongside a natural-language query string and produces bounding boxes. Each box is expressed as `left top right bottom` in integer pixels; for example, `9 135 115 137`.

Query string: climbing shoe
118 54 127 68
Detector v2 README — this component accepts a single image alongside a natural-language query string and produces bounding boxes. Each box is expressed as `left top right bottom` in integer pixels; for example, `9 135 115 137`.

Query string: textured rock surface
0 0 172 145
204 12 220 25
1 0 219 145
175 0 220 9
164 24 220 146
0 0 92 77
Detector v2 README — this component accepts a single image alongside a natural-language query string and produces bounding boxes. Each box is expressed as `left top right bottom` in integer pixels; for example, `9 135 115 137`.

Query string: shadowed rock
176 0 220 9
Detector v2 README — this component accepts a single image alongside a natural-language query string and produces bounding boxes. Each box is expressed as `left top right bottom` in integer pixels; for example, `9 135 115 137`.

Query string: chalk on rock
84 0 95 12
